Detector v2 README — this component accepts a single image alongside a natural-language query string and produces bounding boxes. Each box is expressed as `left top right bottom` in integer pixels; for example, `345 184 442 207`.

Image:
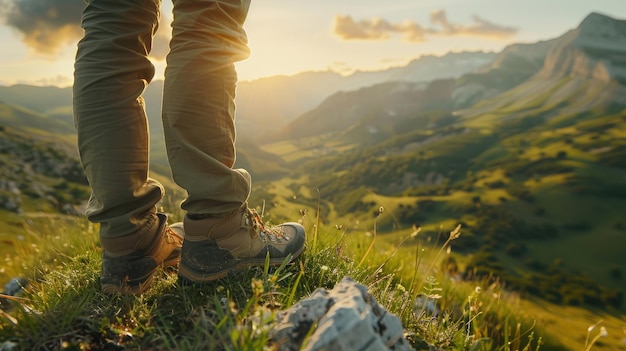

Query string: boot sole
177 245 304 284
101 253 181 295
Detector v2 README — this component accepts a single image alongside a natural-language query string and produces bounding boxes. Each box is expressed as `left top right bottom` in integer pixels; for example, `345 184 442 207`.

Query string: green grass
0 210 577 350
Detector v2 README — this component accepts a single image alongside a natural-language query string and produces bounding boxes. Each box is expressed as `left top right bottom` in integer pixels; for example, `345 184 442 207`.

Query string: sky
0 0 625 87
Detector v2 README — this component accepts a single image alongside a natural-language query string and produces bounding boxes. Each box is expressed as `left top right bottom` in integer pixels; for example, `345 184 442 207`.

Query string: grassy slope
248 90 626 349
0 211 570 350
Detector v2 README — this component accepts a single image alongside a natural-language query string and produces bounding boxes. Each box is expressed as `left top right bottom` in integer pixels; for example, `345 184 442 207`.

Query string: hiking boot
178 204 306 283
100 213 184 294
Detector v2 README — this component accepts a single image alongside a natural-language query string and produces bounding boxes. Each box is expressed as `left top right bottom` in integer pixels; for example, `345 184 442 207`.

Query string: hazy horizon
1 0 625 87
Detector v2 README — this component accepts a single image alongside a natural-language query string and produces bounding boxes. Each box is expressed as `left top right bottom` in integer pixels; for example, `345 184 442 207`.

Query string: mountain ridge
541 12 626 82
279 13 626 140
234 51 495 140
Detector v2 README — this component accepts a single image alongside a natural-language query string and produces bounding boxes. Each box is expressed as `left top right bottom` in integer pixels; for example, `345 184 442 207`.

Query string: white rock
271 277 414 351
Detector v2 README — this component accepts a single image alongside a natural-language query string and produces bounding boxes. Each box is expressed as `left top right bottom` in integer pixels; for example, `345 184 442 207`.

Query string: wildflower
335 224 343 230
449 224 462 240
252 307 274 330
299 209 307 216
396 284 406 293
588 320 603 332
600 326 608 337
425 275 437 285
227 299 237 314
251 278 264 296
320 265 329 272
378 206 384 214
410 225 421 238
474 286 482 294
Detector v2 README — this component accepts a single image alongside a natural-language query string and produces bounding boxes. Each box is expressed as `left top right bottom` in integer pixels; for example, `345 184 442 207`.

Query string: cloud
0 0 84 55
334 10 517 42
333 15 429 42
429 10 517 39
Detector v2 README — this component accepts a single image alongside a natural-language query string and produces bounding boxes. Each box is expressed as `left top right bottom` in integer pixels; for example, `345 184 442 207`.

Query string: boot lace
164 227 180 244
246 208 291 243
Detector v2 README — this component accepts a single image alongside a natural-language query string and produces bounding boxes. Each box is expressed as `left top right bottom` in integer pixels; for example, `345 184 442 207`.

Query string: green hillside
0 125 89 266
256 77 626 306
247 75 626 349
0 99 187 286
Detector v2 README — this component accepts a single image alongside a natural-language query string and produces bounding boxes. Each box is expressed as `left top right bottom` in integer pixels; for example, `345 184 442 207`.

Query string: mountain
275 30 564 143
344 51 495 87
449 12 626 110
452 39 555 108
281 13 626 143
280 79 456 143
0 85 73 116
541 12 626 82
278 13 626 143
0 101 75 147
234 52 495 140
0 51 496 179
457 12 626 122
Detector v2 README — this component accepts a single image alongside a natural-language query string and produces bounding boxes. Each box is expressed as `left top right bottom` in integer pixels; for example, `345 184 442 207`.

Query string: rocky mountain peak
540 13 626 83
575 12 626 52
578 12 626 37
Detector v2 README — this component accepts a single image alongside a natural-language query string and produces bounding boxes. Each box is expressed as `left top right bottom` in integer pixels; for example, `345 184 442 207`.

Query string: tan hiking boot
100 213 184 294
178 204 306 283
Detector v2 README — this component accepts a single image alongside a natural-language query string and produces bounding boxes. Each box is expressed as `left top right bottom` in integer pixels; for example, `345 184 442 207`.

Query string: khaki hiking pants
73 0 252 239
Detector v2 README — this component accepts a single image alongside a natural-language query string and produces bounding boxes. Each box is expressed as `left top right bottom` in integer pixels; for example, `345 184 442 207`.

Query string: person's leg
162 0 252 215
74 0 163 238
73 0 183 294
162 0 305 283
